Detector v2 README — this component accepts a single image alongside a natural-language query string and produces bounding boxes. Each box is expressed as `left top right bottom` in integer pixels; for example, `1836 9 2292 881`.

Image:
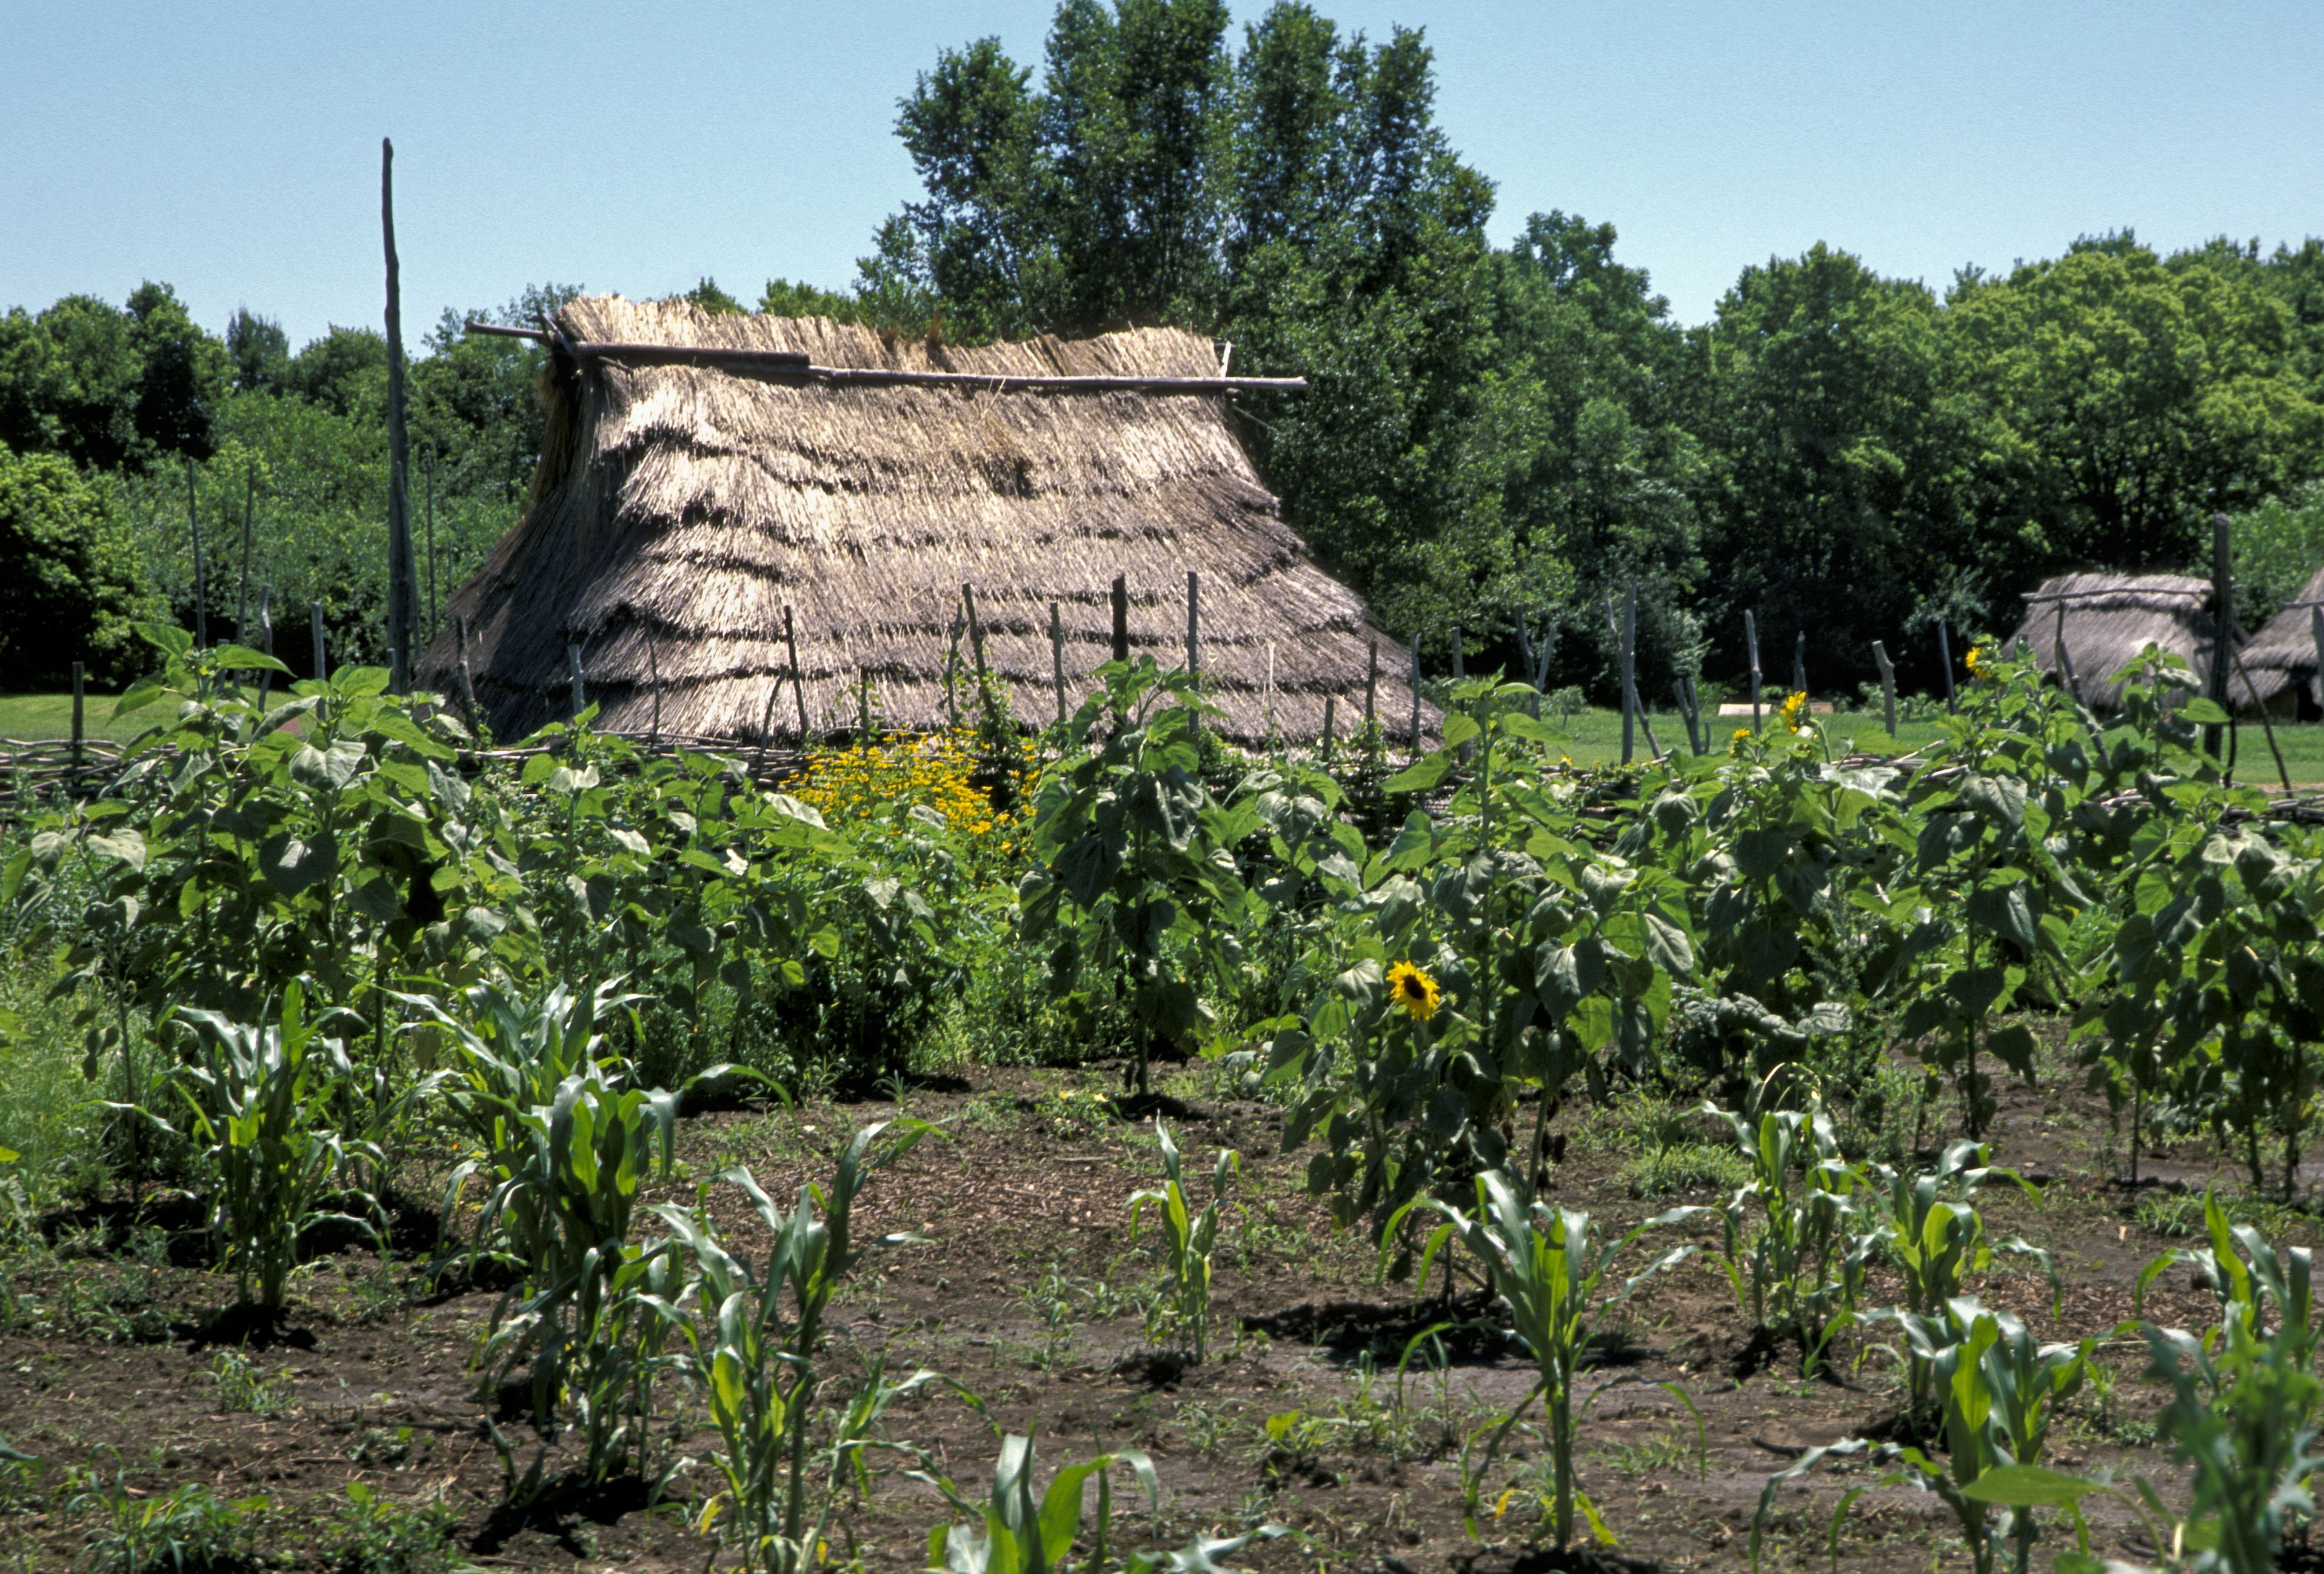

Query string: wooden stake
962 584 989 679
1321 695 1336 765
258 589 273 712
2052 602 2081 702
1186 571 1200 679
2206 510 2232 760
1937 622 1957 713
310 602 327 683
70 662 83 771
1745 610 1761 730
1409 638 1421 750
752 669 781 778
2227 639 2293 794
1621 590 1637 765
425 459 438 642
1050 601 1066 724
236 462 255 642
187 456 207 649
1111 575 1129 665
382 138 416 692
784 604 809 742
569 643 586 718
2310 605 2324 718
1672 678 1698 755
1452 625 1464 681
1364 641 1379 736
648 633 662 748
1871 640 1897 738
1791 631 1807 698
456 612 477 730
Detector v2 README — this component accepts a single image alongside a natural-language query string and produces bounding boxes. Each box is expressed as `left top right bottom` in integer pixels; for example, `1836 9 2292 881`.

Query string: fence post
1050 601 1067 724
2052 602 2082 702
455 612 478 732
1937 622 1957 713
1321 694 1337 766
257 589 274 712
1364 640 1379 739
1745 611 1762 731
1792 631 1806 698
1621 589 1638 764
2311 605 2324 718
1409 637 1421 752
649 634 663 749
70 661 84 772
310 602 327 684
1111 575 1129 665
784 604 809 742
569 643 586 718
1871 641 1897 738
2206 510 2232 761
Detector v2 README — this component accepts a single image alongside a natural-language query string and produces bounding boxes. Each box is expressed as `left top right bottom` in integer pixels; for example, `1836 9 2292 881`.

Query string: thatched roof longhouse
2231 565 2324 719
2004 573 2224 711
418 296 1434 746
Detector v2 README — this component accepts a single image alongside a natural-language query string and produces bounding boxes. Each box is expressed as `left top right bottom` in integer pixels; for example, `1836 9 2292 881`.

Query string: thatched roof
2004 573 2223 710
417 295 1433 746
2232 564 2324 716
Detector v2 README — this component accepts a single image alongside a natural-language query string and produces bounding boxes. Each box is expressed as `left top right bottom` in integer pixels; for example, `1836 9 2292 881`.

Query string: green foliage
1127 1120 1237 1361
1701 1092 1867 1376
0 442 153 685
322 1482 461 1574
920 1433 1159 1574
69 1475 267 1574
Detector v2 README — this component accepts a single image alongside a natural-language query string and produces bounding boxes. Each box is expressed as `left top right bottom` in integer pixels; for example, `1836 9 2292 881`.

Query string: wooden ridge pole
382 137 416 692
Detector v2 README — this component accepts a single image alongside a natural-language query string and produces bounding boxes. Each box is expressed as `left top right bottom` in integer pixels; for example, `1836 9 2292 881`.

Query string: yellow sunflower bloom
1387 961 1441 1022
1778 690 1809 733
1965 645 1987 679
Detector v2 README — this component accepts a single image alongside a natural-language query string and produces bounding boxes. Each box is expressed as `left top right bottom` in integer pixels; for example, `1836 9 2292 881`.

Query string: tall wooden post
1408 638 1421 750
1321 695 1336 765
257 589 274 712
1745 611 1762 730
1791 631 1806 698
382 138 416 692
424 460 438 642
1871 641 1897 738
236 463 255 642
569 644 586 718
1451 625 1464 681
1185 571 1200 680
310 602 327 683
2053 602 2082 701
1937 623 1958 713
186 456 208 649
455 612 478 730
2310 605 2324 718
70 662 84 771
1621 588 1638 765
1672 678 1699 755
1363 641 1379 737
784 604 809 742
2206 511 2232 760
648 635 662 748
1050 601 1067 724
961 584 989 680
1110 575 1129 665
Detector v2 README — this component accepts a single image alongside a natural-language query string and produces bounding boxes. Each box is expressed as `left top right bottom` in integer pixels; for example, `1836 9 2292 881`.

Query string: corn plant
1399 1170 1696 1552
2139 1191 2317 1364
1701 1092 1867 1377
1858 1139 2055 1410
1127 1121 1237 1362
164 982 384 1310
650 1120 933 1572
919 1432 1158 1574
1757 1297 2101 1574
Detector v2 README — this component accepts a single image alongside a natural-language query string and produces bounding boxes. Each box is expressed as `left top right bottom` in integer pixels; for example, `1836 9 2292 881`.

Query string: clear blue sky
4 1 2318 346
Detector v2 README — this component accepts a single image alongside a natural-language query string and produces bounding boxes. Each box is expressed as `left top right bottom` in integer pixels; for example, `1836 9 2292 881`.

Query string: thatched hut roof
418 295 1432 746
2231 565 2324 718
2004 573 2223 710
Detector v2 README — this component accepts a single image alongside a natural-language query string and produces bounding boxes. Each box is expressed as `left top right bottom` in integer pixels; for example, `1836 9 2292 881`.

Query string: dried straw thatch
2004 573 2225 711
2231 565 2324 719
417 296 1434 746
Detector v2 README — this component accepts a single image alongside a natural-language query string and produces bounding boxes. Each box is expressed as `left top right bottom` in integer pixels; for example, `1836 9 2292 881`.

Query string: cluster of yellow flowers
1778 690 1810 733
1965 644 1988 679
790 730 1032 856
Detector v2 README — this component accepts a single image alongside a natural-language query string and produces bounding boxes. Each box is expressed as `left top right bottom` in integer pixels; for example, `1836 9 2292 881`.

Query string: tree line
3 0 2321 704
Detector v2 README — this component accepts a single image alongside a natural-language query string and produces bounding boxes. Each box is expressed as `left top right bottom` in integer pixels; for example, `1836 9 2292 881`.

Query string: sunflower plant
1018 658 1256 1098
1263 676 1697 1259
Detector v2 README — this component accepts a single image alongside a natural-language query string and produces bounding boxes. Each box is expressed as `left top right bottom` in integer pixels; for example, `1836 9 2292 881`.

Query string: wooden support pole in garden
70 662 83 770
1937 622 1958 713
382 138 416 693
1745 610 1761 731
1452 625 1464 682
2311 605 2324 717
1111 575 1129 665
1364 640 1379 738
1186 571 1200 680
752 669 781 778
1672 677 1700 755
962 584 989 681
944 610 962 728
425 461 438 642
2227 638 2294 795
257 590 273 712
648 635 662 749
1871 641 1897 738
784 604 809 742
1050 601 1067 724
1621 590 1638 764
455 613 477 732
568 643 586 718
1321 695 1336 765
1409 638 1421 750
1792 631 1806 698
2052 602 2082 702
2206 511 2232 761
310 602 326 683
187 456 208 650
236 463 255 642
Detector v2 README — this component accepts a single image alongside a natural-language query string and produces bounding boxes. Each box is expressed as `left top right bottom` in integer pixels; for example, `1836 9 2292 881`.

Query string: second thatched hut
2230 565 2324 720
2004 572 2225 710
419 296 1433 747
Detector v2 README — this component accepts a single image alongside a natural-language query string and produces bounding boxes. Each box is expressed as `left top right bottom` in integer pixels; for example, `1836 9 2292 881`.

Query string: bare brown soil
1 1053 2308 1572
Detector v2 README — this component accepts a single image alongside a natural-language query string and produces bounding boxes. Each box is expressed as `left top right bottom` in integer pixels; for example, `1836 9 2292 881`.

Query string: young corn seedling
1757 1298 2102 1574
1701 1094 1867 1377
651 1119 935 1573
920 1432 1160 1574
1398 1170 1698 1552
1127 1121 1237 1362
165 982 385 1311
1860 1141 2055 1411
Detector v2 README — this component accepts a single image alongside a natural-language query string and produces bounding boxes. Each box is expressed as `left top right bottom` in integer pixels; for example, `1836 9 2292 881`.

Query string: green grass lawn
0 691 152 744
1546 703 2324 785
